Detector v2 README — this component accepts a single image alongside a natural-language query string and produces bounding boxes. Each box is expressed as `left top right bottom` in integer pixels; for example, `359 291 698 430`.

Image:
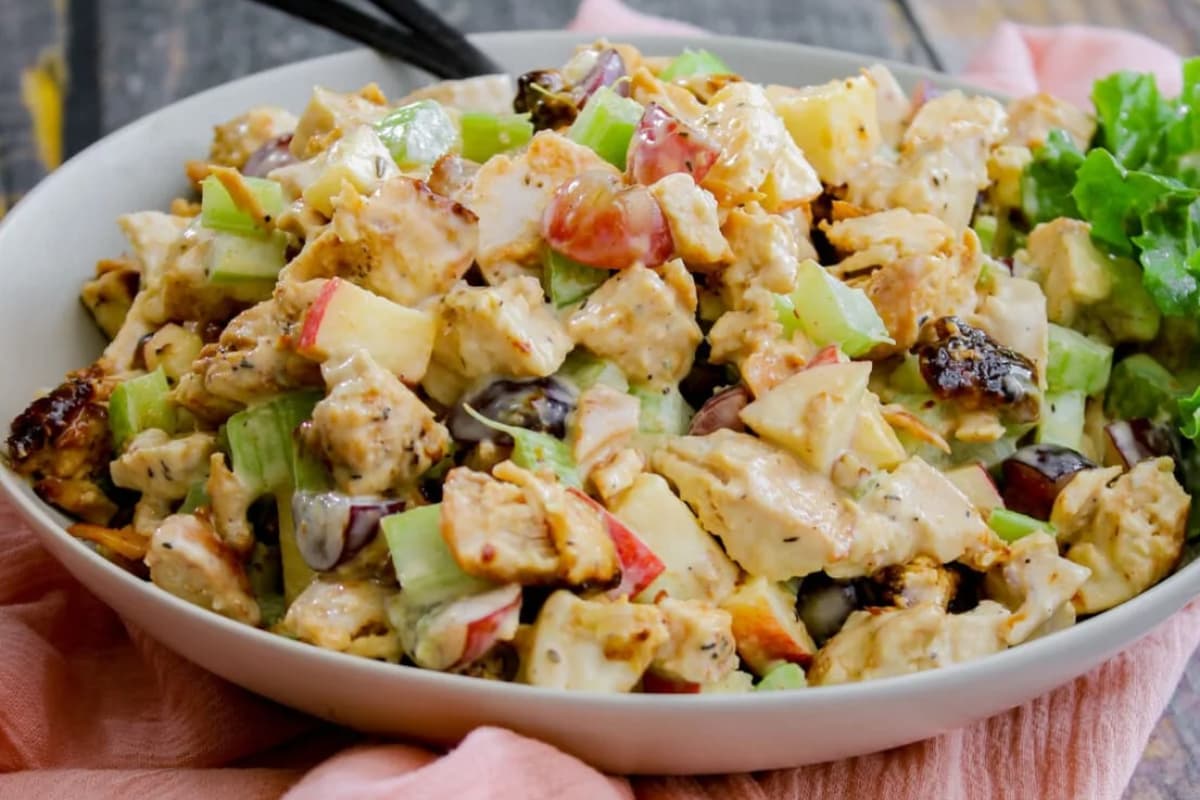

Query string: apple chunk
399 583 522 671
945 462 1005 516
609 474 739 604
568 487 665 599
739 361 871 474
720 576 817 676
297 277 434 383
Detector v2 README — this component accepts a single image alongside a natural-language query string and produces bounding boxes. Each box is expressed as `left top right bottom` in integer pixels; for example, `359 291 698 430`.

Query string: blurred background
0 0 1196 213
0 1 1198 797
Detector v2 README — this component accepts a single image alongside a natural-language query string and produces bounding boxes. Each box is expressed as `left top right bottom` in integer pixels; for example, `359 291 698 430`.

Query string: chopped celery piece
247 541 286 626
178 479 211 514
755 662 807 691
200 174 285 236
988 508 1055 542
276 486 314 603
631 384 693 436
109 367 175 450
557 349 629 393
381 504 495 608
460 111 533 162
568 86 643 169
206 230 288 284
776 260 893 356
462 405 580 487
226 390 325 496
1046 324 1113 396
973 214 998 256
889 353 928 393
1105 354 1179 422
660 48 732 81
375 99 458 170
1036 391 1086 450
545 248 606 307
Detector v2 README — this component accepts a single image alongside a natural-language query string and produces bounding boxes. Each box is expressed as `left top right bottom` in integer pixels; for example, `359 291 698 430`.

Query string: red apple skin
642 671 701 694
568 487 666 599
296 277 341 354
541 170 674 269
805 345 844 369
626 103 721 186
457 594 522 667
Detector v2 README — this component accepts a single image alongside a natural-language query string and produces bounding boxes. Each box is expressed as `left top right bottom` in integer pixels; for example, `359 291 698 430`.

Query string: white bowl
2 32 1196 775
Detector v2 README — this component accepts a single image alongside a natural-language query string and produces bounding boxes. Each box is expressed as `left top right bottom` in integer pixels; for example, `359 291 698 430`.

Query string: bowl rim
2 30 1196 712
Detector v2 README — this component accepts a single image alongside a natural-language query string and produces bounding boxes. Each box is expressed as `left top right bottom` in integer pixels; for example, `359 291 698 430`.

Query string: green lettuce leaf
1091 70 1175 170
1021 129 1085 225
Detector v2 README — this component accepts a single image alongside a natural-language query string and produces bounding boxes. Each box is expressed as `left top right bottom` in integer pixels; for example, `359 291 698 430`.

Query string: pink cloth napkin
2 5 1196 799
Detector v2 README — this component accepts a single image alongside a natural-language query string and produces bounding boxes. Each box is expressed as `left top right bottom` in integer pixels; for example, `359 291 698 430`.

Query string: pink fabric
2 6 1195 799
960 22 1183 108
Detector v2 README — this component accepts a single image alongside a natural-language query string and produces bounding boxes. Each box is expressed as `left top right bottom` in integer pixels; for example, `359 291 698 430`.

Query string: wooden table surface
1 0 1197 795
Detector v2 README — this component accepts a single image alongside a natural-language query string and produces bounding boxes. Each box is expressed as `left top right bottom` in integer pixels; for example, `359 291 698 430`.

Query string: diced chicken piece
433 276 573 381
609 473 739 604
109 430 216 501
648 173 732 266
869 555 960 610
862 64 909 147
984 532 1091 645
571 385 641 474
523 591 669 692
1021 218 1114 327
823 208 957 276
651 431 856 580
651 598 738 685
971 273 1049 383
80 259 140 340
290 84 390 159
119 211 192 284
285 177 477 307
721 576 818 675
133 496 173 539
854 225 982 353
145 513 261 626
206 453 256 554
1052 458 1190 614
707 289 813 397
904 91 1007 147
589 447 646 502
807 600 1010 686
312 351 450 496
469 130 617 269
851 457 1000 578
427 154 480 206
717 205 801 309
569 261 702 389
698 82 821 207
441 463 619 587
1004 92 1095 150
628 66 708 123
7 372 114 513
847 92 1007 230
101 213 190 371
397 74 515 113
209 106 298 169
181 296 321 416
280 578 400 660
